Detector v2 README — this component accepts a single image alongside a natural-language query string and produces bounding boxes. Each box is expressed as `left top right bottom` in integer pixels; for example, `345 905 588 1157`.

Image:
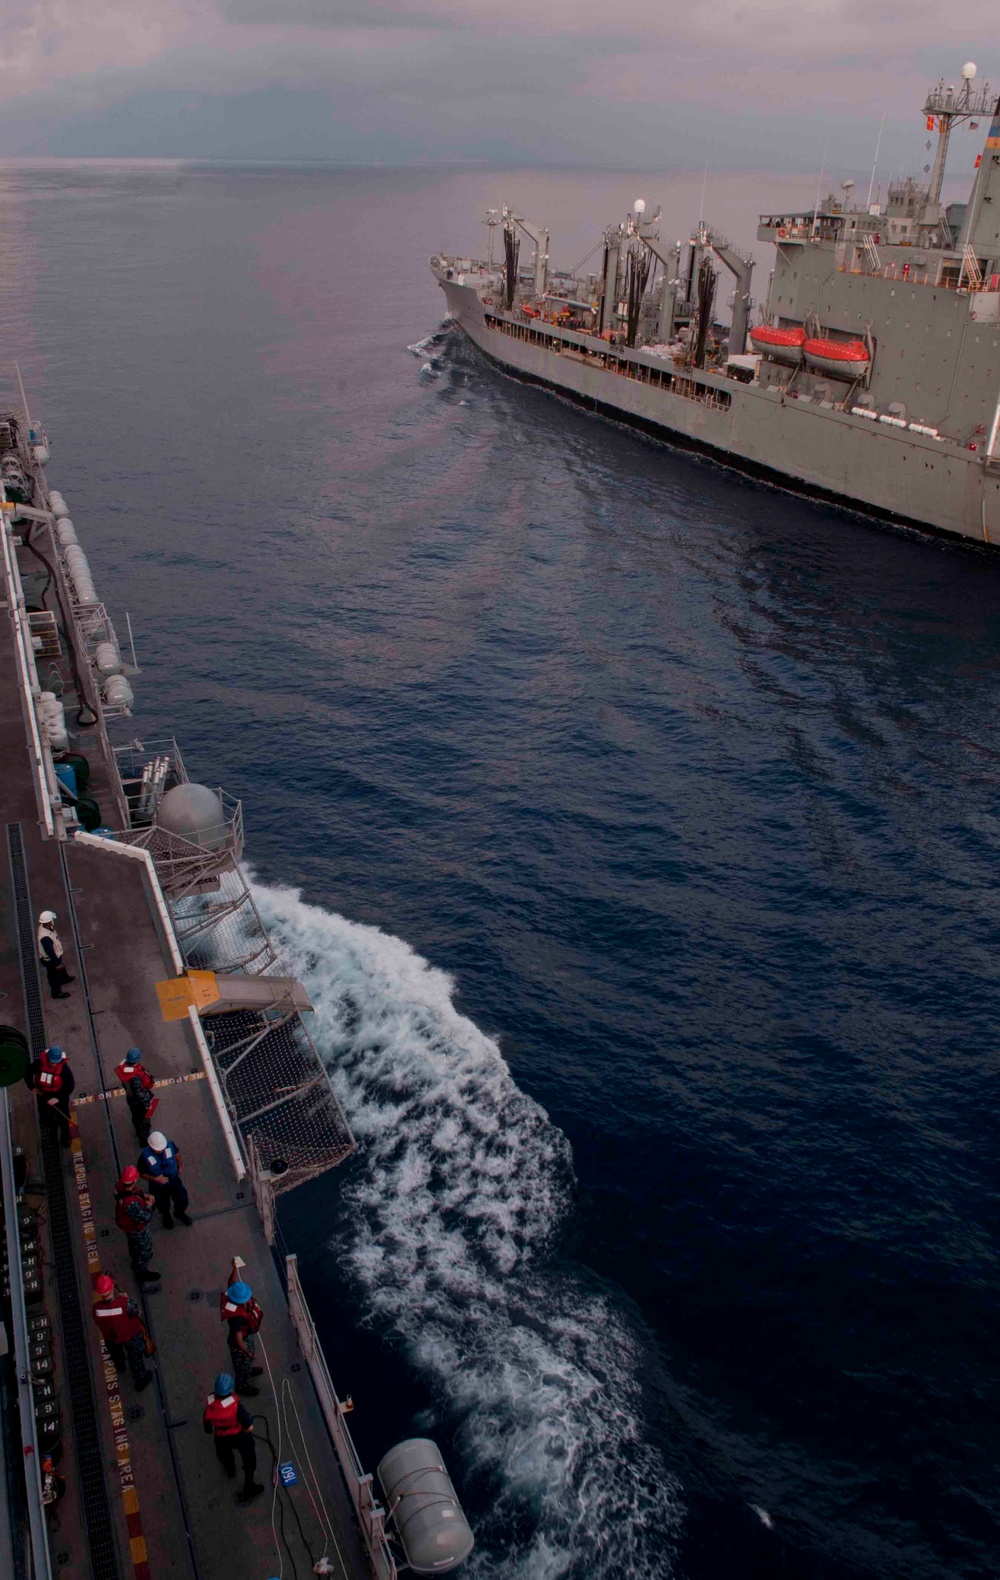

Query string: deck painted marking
71 1122 153 1580
71 1070 207 1108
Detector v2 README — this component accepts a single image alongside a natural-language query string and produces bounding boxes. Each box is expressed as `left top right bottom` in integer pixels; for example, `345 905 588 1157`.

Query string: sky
0 0 997 171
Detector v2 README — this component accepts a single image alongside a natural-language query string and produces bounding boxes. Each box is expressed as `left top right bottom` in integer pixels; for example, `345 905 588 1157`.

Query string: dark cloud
0 0 995 169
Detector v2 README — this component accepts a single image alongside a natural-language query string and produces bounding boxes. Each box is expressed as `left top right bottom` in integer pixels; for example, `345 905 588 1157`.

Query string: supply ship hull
433 65 1000 548
434 276 1000 544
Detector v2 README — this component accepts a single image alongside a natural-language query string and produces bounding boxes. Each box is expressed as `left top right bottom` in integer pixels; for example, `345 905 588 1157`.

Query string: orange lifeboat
803 336 869 380
748 324 806 365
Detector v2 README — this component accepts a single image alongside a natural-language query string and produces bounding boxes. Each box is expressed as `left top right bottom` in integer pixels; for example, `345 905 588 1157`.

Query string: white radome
633 198 646 215
962 62 977 80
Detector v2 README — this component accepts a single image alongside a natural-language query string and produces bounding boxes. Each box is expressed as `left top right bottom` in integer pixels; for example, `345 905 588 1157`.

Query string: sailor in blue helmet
24 1045 75 1147
138 1132 193 1229
115 1047 158 1143
220 1259 264 1397
203 1371 264 1503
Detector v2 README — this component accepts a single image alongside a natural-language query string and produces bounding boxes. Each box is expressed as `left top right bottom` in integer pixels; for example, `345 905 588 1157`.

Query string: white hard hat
39 910 57 926
146 1132 168 1151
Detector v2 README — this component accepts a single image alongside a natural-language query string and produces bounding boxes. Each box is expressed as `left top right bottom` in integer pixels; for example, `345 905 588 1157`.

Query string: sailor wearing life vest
220 1265 264 1396
91 1272 153 1390
115 1047 158 1142
203 1371 264 1502
24 1046 75 1146
138 1132 193 1228
114 1165 161 1284
36 910 74 999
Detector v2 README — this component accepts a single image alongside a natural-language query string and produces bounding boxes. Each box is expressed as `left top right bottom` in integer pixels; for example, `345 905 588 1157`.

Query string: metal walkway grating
6 824 122 1580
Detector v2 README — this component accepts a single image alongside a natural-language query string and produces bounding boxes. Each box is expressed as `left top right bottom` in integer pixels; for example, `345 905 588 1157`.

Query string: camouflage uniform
124 1074 155 1143
120 1193 155 1276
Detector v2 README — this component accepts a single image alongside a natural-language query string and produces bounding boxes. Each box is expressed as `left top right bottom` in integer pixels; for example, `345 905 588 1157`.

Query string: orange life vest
219 1293 263 1334
115 1061 153 1093
34 1051 65 1094
92 1297 142 1346
115 1188 149 1235
204 1394 242 1436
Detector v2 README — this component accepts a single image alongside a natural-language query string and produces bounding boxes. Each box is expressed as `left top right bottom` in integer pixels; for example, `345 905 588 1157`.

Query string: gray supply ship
0 391 475 1576
432 64 1000 546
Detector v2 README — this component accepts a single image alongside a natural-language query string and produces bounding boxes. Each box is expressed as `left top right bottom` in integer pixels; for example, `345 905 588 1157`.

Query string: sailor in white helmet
138 1131 193 1229
37 910 75 1000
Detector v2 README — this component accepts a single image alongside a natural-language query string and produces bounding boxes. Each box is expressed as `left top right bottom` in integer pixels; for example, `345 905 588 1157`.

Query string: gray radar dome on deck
156 783 228 850
377 1438 474 1574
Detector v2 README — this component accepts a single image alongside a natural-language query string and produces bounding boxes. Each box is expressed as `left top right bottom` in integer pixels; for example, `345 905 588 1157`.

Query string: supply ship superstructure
0 397 474 1576
432 65 1000 545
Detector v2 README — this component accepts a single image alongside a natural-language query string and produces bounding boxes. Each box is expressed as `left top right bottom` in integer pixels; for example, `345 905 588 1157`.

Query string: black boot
137 1268 162 1283
238 1483 265 1503
175 1211 193 1226
160 1214 174 1230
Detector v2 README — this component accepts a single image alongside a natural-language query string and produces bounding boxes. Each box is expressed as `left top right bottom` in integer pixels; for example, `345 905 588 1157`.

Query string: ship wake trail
251 879 681 1579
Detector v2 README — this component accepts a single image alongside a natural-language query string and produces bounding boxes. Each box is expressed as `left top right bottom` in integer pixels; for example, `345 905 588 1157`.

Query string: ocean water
1 160 999 1580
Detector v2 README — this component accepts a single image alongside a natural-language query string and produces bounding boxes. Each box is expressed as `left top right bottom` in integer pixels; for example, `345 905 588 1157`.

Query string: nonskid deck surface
0 626 368 1576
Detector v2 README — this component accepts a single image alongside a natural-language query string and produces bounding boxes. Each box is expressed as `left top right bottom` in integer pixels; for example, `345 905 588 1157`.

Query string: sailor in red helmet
114 1046 158 1142
91 1273 153 1391
113 1165 161 1285
203 1371 264 1503
24 1045 74 1147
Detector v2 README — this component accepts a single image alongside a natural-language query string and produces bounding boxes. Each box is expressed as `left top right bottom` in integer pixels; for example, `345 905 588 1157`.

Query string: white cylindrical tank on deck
33 446 49 466
156 783 228 850
94 641 122 678
57 520 78 547
64 547 99 605
377 1439 474 1575
48 491 69 518
102 675 134 711
37 692 68 753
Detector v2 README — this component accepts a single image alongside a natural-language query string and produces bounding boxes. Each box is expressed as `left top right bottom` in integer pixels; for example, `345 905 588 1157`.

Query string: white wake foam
252 879 681 1577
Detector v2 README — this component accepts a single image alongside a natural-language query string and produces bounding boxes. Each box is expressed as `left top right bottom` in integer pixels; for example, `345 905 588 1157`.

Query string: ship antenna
14 360 31 433
811 138 829 237
866 114 886 210
698 162 708 226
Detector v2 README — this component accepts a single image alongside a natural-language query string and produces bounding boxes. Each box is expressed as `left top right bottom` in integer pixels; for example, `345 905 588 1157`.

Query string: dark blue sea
2 160 999 1580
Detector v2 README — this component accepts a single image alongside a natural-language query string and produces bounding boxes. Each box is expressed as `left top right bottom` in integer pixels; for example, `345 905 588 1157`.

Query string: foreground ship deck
0 398 458 1577
433 63 1000 547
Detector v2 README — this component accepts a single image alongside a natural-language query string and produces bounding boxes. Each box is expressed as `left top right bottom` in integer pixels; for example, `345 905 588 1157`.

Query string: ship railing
285 1253 397 1580
113 735 189 796
0 494 60 836
486 313 734 408
171 864 278 973
1 1090 55 1580
202 993 355 1190
170 863 357 1188
114 790 244 897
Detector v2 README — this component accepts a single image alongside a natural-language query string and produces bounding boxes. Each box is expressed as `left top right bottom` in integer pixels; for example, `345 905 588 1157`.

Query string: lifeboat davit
803 336 870 380
748 324 805 365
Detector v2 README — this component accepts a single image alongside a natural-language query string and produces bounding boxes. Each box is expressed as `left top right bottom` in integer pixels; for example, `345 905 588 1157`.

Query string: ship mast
923 62 994 223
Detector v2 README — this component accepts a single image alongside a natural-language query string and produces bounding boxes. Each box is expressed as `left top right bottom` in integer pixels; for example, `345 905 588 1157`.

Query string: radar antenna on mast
923 62 994 212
